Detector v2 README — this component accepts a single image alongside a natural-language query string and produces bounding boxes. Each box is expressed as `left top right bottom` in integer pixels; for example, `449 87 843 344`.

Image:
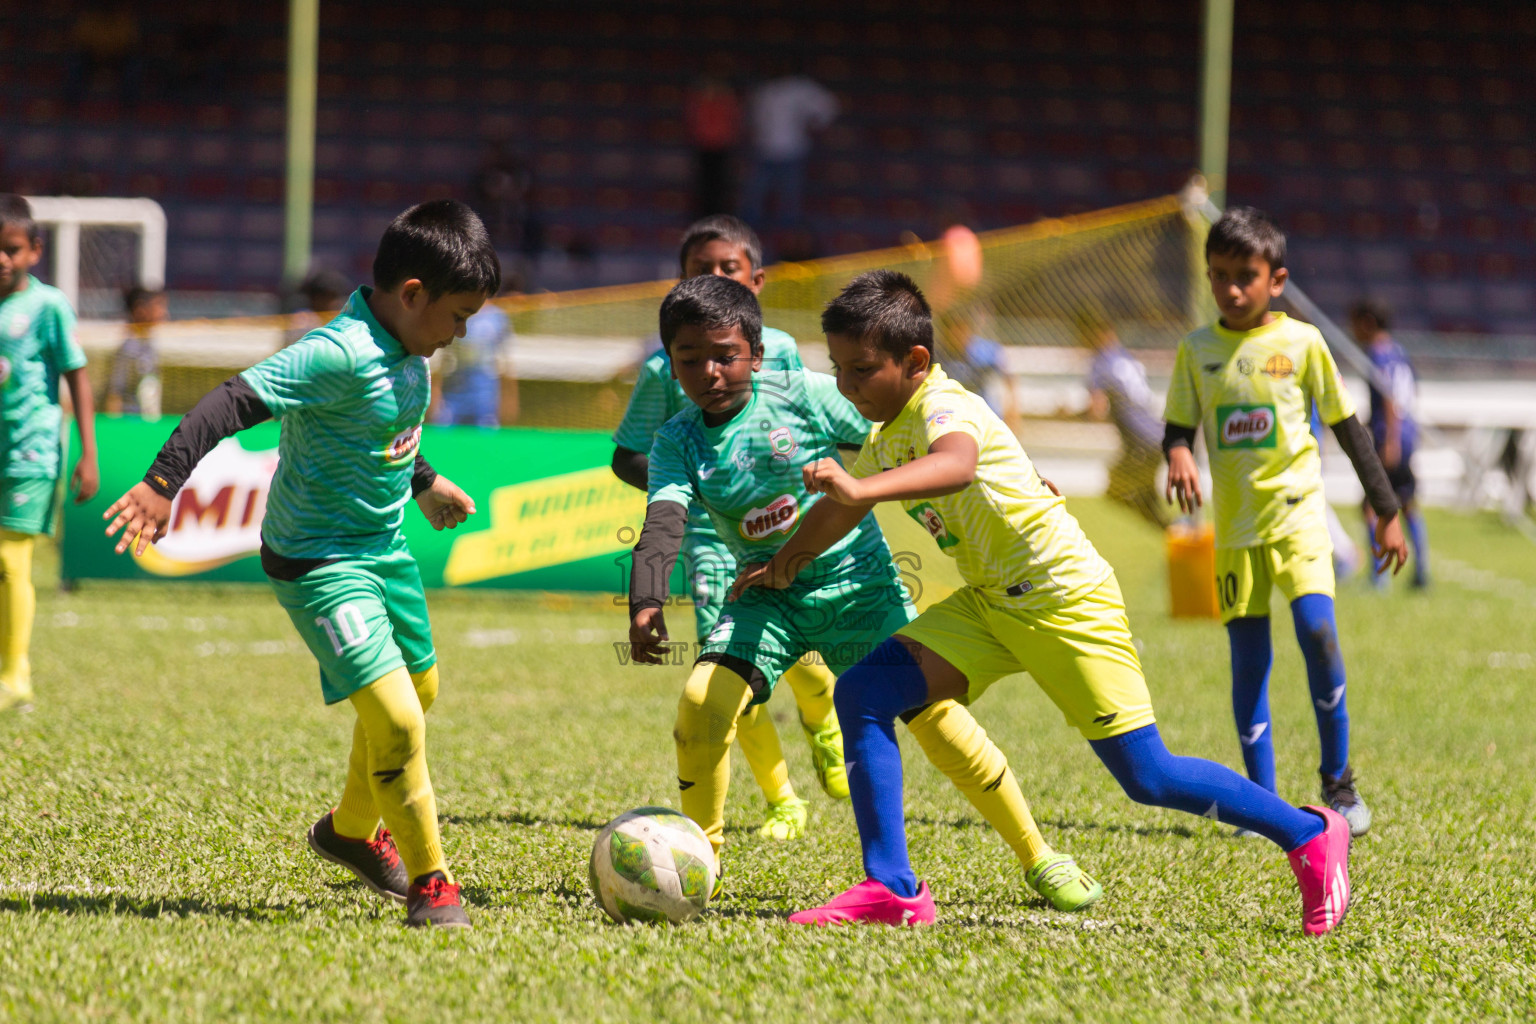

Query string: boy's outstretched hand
803 458 867 505
417 475 476 530
1373 511 1410 576
1165 446 1203 513
102 482 172 556
628 607 671 665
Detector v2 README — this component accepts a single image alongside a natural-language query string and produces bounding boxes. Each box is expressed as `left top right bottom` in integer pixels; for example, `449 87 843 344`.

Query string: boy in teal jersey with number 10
628 274 1100 912
612 215 847 843
104 200 493 928
0 195 100 713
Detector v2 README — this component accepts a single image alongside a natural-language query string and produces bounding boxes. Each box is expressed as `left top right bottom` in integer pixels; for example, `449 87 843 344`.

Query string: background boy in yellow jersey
1164 208 1407 838
738 270 1353 935
611 215 847 843
0 195 100 713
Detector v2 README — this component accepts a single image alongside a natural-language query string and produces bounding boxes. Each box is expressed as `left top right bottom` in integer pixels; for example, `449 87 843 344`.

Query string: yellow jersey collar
1213 311 1290 343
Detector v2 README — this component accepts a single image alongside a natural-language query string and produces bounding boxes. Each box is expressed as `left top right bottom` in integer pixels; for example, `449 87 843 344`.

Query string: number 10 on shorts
316 603 371 655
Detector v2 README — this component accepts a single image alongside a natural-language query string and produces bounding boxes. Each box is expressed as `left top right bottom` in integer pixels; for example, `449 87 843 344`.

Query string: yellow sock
735 703 795 806
780 657 836 732
348 667 448 882
0 531 36 695
334 666 440 841
905 700 1053 871
674 661 753 861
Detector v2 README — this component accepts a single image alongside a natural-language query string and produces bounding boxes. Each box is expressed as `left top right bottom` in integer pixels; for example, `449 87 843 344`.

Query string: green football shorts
698 566 916 706
267 535 436 705
0 476 61 536
684 529 736 641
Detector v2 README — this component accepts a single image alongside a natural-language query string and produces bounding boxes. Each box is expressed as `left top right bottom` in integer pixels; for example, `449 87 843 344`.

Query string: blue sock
1406 509 1429 584
1290 594 1349 778
835 637 930 898
1226 616 1277 793
1089 724 1324 850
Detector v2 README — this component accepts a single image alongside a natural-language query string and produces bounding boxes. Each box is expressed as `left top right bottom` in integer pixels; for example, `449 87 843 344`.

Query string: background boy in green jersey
612 215 846 842
103 200 493 928
739 270 1352 935
630 275 1095 913
0 195 100 713
1163 208 1407 837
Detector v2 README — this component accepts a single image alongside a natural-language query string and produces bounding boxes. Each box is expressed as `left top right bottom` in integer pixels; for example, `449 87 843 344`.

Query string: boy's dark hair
821 269 933 359
1349 298 1391 331
658 274 763 356
373 199 500 298
0 194 39 242
678 215 763 276
123 285 164 317
1205 206 1286 271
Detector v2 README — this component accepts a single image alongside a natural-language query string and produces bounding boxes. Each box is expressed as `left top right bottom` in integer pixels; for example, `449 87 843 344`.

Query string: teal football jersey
241 287 431 559
615 326 802 542
647 368 889 585
0 279 87 479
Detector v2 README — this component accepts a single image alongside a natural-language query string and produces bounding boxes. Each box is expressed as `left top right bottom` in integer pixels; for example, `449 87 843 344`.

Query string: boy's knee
675 661 750 747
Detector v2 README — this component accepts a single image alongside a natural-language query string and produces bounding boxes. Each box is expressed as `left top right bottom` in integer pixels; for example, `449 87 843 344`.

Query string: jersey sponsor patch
384 424 422 464
1216 404 1277 448
740 494 799 541
768 426 797 461
1263 354 1295 379
0 356 10 385
907 501 959 549
926 409 956 427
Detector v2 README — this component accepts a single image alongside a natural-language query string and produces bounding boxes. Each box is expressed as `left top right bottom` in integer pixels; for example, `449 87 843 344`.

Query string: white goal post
23 196 168 313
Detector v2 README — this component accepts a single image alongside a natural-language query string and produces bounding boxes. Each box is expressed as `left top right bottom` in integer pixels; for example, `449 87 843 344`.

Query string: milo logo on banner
740 494 800 541
1217 404 1277 448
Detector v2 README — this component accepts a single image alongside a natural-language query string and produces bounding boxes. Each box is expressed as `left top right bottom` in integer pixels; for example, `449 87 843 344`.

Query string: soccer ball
589 806 717 924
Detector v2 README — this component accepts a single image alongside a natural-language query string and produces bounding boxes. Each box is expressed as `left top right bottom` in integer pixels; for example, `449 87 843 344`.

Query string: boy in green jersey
612 215 846 843
628 275 1096 911
0 195 100 713
1164 208 1407 837
103 200 493 928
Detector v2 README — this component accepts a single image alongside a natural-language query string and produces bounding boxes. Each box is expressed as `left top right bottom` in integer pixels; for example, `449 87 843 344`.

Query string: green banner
64 418 646 592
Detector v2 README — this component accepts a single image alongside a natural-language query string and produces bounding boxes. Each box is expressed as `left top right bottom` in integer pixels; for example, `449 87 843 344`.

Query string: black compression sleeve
144 376 273 497
411 453 438 497
629 500 687 617
1162 422 1197 460
1331 414 1401 520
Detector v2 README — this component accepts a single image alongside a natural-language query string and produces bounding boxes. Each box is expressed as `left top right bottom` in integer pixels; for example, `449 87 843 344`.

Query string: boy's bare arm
64 367 99 503
730 496 873 598
1162 421 1202 511
803 432 978 507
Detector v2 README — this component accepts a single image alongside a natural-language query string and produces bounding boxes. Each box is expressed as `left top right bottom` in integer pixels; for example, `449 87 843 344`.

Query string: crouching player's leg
273 543 468 928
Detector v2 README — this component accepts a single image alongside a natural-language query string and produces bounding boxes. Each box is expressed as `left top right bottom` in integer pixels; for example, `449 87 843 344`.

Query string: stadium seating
1 1 1531 332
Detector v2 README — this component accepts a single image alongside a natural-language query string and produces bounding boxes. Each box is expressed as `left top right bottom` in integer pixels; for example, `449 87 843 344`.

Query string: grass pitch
1 501 1532 1022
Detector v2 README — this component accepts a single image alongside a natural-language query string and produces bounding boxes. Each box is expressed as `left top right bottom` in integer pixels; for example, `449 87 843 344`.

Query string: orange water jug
1166 521 1219 619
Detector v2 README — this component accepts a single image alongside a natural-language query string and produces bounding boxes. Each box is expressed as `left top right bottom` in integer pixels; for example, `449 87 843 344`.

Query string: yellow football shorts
896 574 1155 741
1215 527 1335 624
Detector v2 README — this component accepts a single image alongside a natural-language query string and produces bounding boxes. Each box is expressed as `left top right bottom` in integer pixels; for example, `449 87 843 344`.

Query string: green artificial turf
0 502 1531 1022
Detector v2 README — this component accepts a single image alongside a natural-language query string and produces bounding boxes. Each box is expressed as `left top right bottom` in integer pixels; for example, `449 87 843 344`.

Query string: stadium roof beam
1199 0 1234 211
284 0 320 287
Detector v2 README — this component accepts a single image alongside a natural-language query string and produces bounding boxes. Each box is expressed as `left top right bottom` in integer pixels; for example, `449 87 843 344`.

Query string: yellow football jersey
849 365 1112 609
1164 313 1355 549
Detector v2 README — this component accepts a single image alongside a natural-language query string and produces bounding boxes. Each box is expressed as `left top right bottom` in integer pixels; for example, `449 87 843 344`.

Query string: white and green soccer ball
589 806 717 924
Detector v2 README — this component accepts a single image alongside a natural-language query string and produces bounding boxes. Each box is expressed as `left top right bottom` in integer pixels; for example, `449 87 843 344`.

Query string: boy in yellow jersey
1163 208 1407 838
738 270 1353 935
104 200 494 928
612 215 847 843
0 195 100 712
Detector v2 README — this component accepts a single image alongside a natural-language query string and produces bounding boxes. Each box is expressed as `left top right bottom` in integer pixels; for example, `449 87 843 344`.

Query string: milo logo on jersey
384 424 423 465
907 501 958 549
1216 404 1278 448
740 494 799 541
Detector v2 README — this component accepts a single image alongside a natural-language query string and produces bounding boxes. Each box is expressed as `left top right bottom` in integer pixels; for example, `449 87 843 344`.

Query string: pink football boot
788 878 936 927
1287 805 1352 935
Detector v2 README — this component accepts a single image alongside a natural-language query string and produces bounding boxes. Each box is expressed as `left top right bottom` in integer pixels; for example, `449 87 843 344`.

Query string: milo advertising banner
64 418 963 605
63 418 649 592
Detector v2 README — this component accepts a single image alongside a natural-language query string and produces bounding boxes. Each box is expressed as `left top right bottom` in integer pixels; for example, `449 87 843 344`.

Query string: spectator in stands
1080 307 1170 528
685 77 742 218
283 268 351 347
739 72 838 231
104 286 165 419
938 305 1022 436
430 278 521 427
1349 300 1430 587
63 2 144 108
